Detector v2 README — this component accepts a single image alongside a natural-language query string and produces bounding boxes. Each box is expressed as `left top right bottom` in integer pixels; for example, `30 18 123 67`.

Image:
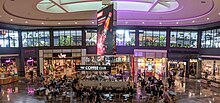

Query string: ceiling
0 0 220 27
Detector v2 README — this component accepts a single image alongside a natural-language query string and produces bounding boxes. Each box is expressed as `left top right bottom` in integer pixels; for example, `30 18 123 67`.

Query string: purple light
27 88 34 94
5 59 11 63
27 59 34 62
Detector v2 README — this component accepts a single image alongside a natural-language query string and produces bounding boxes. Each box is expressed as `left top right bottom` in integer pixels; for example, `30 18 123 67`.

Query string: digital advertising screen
97 4 115 55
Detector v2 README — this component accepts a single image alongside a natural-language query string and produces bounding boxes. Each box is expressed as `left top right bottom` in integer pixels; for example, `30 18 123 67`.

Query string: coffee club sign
76 65 111 71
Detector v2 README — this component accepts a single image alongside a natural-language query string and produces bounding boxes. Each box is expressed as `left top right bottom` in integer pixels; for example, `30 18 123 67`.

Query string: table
103 93 114 100
168 91 176 96
39 87 46 91
123 94 129 97
80 80 128 88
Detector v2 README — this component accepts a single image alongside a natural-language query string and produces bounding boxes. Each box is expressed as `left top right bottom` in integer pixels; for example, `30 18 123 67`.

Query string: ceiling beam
48 0 69 13
148 0 160 12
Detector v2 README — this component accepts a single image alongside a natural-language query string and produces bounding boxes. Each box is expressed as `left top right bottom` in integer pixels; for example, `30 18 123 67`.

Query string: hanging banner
97 4 115 55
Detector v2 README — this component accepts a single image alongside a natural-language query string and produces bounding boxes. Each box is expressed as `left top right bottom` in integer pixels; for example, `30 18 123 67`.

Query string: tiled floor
0 77 220 103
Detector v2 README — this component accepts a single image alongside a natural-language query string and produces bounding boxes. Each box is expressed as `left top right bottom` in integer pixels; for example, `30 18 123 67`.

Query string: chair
139 95 148 103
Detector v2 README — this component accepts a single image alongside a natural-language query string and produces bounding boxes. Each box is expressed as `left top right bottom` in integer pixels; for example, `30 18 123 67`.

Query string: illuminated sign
97 11 103 18
97 4 115 55
58 53 66 58
76 65 111 71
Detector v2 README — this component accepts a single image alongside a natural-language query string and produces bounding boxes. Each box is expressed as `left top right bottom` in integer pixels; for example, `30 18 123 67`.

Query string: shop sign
147 58 153 61
76 65 111 71
53 53 72 58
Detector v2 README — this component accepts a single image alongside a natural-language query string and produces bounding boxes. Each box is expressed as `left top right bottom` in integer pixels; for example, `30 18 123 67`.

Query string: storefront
201 59 220 82
134 49 167 81
84 54 132 77
168 60 186 76
24 58 37 79
0 54 19 84
39 49 86 78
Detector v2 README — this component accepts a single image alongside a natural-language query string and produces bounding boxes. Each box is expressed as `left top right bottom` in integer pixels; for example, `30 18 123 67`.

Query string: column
213 61 216 76
196 59 202 79
185 60 189 78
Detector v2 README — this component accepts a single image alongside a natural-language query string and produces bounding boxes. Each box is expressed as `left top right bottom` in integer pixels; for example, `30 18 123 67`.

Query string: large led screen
97 4 115 55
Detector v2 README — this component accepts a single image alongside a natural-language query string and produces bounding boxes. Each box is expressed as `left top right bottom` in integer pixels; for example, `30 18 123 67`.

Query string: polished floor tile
0 77 219 103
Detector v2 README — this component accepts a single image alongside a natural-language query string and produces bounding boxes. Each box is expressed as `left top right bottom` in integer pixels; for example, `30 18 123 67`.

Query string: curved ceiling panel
0 0 219 26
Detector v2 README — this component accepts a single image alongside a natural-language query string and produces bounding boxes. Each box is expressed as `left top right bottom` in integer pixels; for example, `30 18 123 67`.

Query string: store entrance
168 61 186 77
43 58 81 78
137 58 167 79
24 58 37 79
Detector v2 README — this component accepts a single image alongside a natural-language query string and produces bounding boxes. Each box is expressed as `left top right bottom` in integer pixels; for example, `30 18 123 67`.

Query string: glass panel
201 31 206 48
116 29 135 46
54 31 59 46
152 31 159 46
170 31 177 47
65 30 71 46
190 32 197 48
116 30 124 46
44 31 50 46
39 31 44 46
216 29 220 48
139 30 166 47
170 31 197 48
206 30 212 48
86 30 97 46
139 31 144 46
160 31 166 47
146 31 152 46
184 32 190 48
22 30 50 47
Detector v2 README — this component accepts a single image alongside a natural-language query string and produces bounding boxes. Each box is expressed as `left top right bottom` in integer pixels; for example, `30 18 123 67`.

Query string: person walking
168 77 172 88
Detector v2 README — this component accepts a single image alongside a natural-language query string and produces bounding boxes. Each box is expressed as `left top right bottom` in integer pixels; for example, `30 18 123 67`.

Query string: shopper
163 88 171 103
168 77 172 88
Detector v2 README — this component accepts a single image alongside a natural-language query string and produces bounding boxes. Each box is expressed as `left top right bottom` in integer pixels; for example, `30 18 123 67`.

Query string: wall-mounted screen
97 4 115 55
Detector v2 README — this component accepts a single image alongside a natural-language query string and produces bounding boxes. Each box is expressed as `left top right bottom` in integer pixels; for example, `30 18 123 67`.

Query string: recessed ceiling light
58 22 61 24
142 22 145 24
41 22 44 24
192 20 195 23
207 18 210 20
218 13 220 15
92 22 94 24
75 22 77 24
159 22 162 24
25 21 28 23
10 19 13 21
176 22 179 24
125 22 128 24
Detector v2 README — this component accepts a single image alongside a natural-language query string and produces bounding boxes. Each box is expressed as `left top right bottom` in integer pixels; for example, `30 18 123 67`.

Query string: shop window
86 30 97 46
0 29 19 47
201 29 220 48
170 31 197 48
116 30 135 46
139 30 166 47
22 30 50 47
53 30 82 46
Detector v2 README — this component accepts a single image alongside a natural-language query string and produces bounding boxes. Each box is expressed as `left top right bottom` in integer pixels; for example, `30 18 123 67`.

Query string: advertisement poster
97 4 115 55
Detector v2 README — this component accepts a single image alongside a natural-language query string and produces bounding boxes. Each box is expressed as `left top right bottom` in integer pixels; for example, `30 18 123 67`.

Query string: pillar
196 59 202 79
213 60 216 76
185 60 189 78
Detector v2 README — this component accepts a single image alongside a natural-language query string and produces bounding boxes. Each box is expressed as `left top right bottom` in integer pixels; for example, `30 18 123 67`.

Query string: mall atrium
0 0 220 103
